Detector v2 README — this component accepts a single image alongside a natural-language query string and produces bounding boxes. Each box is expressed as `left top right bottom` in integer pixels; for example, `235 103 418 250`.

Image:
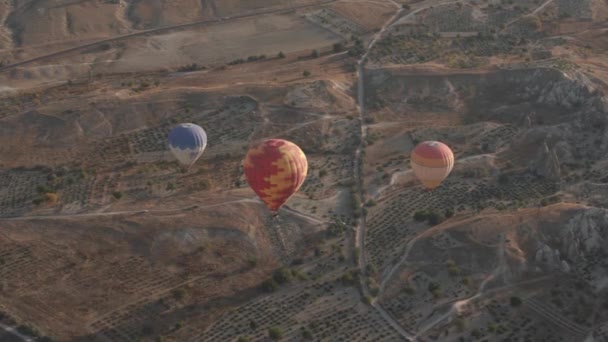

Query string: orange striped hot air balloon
243 139 308 213
410 141 454 190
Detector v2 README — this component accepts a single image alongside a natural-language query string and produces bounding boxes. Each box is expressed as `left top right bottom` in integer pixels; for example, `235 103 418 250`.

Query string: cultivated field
0 0 607 341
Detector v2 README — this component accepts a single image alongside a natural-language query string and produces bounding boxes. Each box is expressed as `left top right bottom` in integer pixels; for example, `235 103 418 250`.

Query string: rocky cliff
534 206 608 292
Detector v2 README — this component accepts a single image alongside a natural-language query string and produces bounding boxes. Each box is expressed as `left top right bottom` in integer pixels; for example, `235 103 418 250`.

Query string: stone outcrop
534 207 608 291
528 141 561 181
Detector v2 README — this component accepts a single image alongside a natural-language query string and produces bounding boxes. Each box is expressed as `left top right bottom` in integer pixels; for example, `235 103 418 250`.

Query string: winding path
353 1 414 340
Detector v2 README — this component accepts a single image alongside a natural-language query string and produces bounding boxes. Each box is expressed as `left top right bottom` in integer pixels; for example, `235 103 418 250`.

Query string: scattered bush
262 279 278 292
268 327 283 340
16 325 39 337
36 185 55 194
445 208 454 218
172 288 186 301
273 268 292 284
177 63 204 72
302 329 313 339
44 193 58 204
414 209 444 225
455 318 467 332
510 296 523 307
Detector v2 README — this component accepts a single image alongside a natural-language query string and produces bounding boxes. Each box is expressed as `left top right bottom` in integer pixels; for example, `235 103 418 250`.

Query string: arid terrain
0 0 607 341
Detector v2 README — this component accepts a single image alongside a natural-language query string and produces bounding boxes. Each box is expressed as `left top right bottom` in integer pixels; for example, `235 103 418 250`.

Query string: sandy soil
331 1 396 31
84 13 341 74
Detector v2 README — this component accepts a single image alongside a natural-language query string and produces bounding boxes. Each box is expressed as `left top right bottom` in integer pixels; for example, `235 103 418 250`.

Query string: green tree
278 51 285 58
455 318 466 332
510 296 523 307
262 279 278 292
268 327 283 340
445 208 454 218
172 288 186 301
303 70 311 77
302 329 313 339
428 211 444 225
273 268 292 284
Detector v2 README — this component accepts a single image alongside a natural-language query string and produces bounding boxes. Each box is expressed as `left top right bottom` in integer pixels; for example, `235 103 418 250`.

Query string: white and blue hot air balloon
168 123 207 168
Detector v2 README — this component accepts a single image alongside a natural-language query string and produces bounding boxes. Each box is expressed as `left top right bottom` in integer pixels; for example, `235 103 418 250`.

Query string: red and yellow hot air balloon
410 141 454 190
243 139 308 213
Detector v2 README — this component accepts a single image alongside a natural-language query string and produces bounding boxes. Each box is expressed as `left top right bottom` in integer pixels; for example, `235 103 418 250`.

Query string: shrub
403 286 415 294
44 193 58 204
445 208 454 218
455 318 466 332
36 185 55 194
262 279 278 292
302 329 313 339
303 70 311 77
112 191 123 199
172 288 186 301
340 270 358 285
268 327 283 340
333 42 345 53
16 325 38 337
142 324 154 335
428 212 444 225
447 260 461 276
273 268 292 284
198 180 211 190
278 51 285 58
510 296 523 307
414 210 429 221
428 282 441 296
238 337 251 342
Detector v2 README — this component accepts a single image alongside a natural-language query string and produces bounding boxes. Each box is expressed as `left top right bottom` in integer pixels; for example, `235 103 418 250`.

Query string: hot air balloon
243 139 308 213
168 123 207 168
410 141 454 190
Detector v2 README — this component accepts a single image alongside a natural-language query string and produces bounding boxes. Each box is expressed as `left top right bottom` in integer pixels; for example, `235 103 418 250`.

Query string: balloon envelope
168 123 207 167
410 141 454 189
243 139 308 212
